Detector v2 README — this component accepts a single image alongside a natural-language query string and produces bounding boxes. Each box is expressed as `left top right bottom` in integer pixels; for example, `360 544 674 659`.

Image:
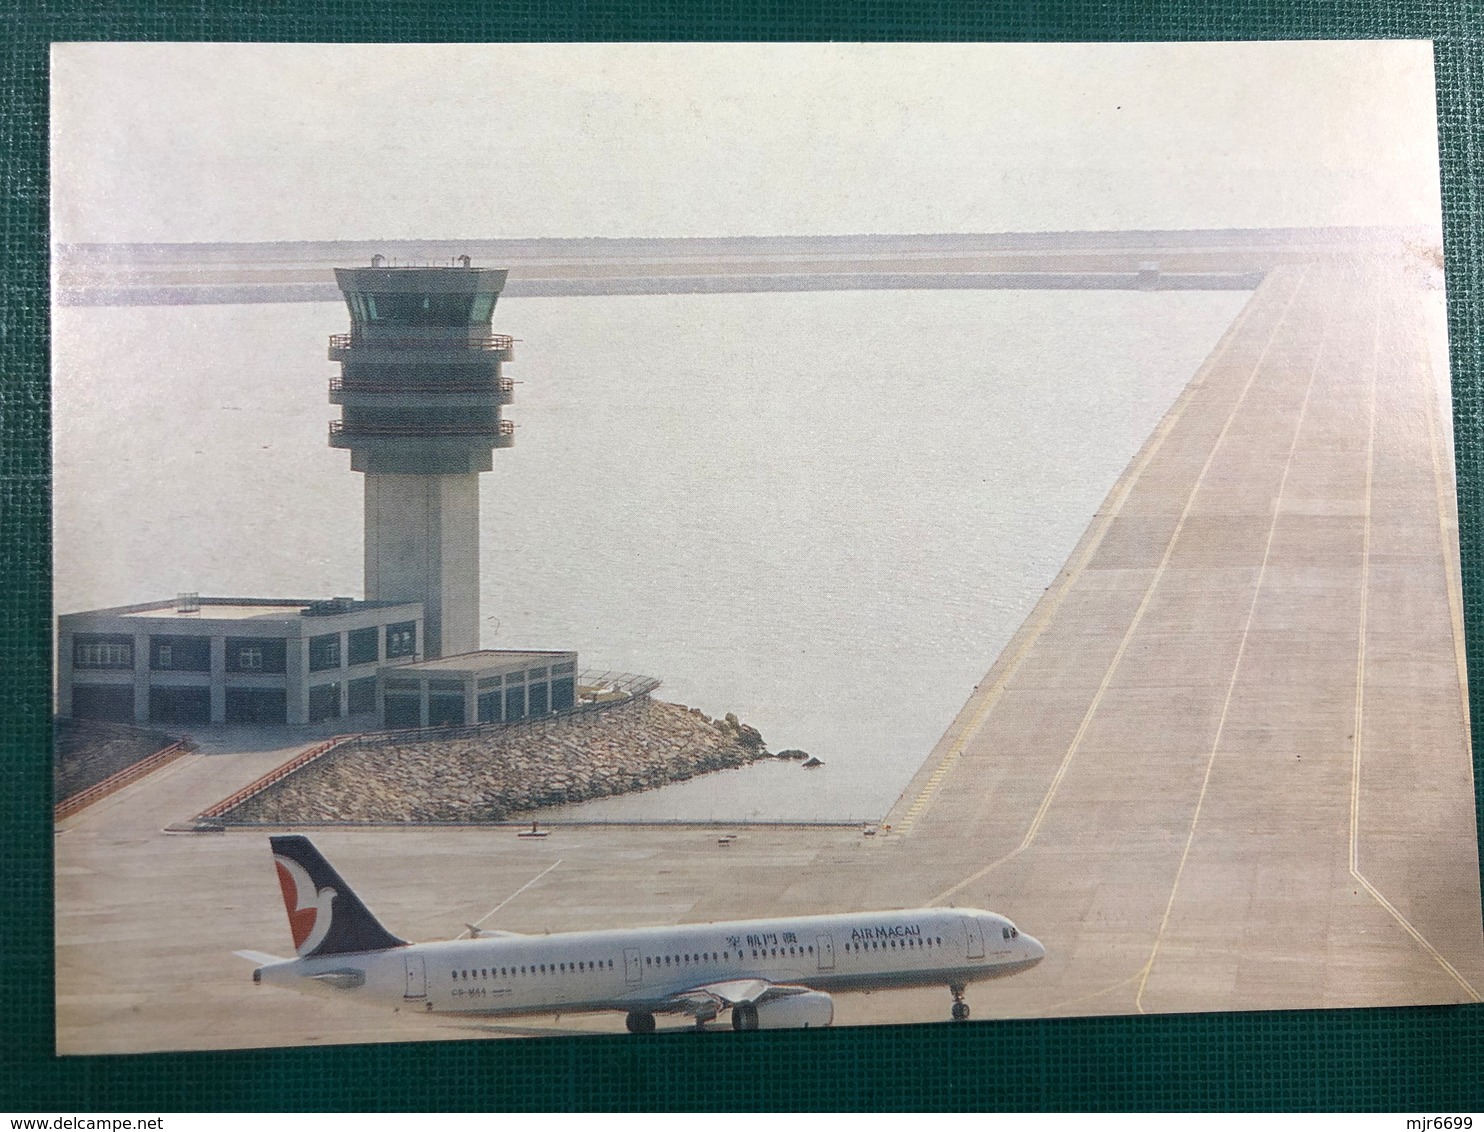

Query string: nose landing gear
949 984 970 1022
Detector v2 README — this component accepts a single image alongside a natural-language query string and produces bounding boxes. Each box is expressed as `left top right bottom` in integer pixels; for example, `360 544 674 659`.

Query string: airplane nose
1024 934 1046 963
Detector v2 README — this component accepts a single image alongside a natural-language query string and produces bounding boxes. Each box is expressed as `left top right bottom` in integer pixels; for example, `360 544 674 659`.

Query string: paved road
55 252 1483 1053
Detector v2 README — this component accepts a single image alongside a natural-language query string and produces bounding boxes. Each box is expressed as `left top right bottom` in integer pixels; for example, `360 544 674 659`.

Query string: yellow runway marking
1420 312 1474 785
1132 271 1334 1013
930 269 1307 904
890 278 1275 837
1348 289 1480 1002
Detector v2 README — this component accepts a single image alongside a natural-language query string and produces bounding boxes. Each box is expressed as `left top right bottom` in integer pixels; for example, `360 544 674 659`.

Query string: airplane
238 835 1046 1033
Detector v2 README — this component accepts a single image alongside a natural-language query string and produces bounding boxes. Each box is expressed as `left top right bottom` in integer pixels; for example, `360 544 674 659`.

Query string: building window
148 685 211 725
347 626 379 666
74 635 133 669
552 661 576 676
386 622 417 658
71 684 135 722
504 683 526 721
428 694 465 727
347 676 377 715
150 635 211 672
362 291 477 327
309 633 341 672
528 682 549 716
225 688 287 726
477 691 502 723
308 683 341 722
225 638 286 674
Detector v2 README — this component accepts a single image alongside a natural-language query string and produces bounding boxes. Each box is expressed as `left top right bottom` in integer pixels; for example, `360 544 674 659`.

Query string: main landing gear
625 1010 656 1034
731 1002 760 1031
949 984 970 1022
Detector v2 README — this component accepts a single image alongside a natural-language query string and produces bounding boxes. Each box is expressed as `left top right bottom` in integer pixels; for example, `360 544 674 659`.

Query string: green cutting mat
5 0 1484 1111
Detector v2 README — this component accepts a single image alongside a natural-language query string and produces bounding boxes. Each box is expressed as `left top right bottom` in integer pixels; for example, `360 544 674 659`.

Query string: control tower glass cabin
328 262 514 660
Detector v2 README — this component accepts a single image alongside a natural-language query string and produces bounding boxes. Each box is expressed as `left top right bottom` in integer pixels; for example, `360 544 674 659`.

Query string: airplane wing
664 978 813 1017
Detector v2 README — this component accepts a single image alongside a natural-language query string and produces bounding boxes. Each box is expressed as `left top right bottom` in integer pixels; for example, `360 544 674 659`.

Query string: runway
54 245 1484 1053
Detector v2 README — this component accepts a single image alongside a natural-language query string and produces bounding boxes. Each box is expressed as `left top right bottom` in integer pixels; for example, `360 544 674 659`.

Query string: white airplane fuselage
255 906 1045 1023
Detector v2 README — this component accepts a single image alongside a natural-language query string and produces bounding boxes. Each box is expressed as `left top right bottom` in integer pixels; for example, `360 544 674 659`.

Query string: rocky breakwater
221 698 775 825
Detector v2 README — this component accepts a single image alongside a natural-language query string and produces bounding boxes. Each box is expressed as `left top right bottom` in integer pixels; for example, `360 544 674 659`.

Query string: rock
802 757 823 768
218 697 786 826
776 748 809 761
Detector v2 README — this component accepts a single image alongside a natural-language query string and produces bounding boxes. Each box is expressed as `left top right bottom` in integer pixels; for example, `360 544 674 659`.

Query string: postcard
51 41 1483 1053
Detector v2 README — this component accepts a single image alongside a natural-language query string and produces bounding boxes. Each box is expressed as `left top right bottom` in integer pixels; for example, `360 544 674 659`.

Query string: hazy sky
52 41 1442 242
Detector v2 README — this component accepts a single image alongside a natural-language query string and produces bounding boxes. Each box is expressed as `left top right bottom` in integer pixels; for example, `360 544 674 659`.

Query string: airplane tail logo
273 853 337 957
267 836 407 959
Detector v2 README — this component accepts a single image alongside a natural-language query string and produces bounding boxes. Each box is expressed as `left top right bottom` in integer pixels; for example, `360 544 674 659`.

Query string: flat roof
118 603 310 621
69 597 421 622
393 649 575 675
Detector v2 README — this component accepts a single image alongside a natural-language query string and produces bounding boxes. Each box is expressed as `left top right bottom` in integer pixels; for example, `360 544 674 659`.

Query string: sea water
53 288 1249 821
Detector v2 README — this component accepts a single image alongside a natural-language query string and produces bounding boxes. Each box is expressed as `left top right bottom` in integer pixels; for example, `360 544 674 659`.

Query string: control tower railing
329 376 515 396
327 333 513 351
330 419 515 441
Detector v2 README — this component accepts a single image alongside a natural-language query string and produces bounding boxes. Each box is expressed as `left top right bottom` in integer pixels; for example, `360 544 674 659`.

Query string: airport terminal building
57 597 583 732
381 649 579 728
55 261 588 735
57 596 425 727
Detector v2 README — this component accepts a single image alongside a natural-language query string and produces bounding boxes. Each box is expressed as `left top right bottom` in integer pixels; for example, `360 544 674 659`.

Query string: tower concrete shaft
329 262 514 659
363 474 480 660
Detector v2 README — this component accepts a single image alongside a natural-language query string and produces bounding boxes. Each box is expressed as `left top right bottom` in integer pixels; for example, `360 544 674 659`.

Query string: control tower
328 260 516 660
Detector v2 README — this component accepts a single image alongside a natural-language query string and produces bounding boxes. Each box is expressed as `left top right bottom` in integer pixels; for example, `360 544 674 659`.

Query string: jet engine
742 991 834 1030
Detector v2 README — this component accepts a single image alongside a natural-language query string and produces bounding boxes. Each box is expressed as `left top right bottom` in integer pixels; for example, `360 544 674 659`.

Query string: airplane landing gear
949 984 970 1022
731 1002 760 1031
625 1010 656 1034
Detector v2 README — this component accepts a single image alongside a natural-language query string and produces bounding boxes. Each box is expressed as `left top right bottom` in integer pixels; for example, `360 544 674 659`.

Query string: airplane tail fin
269 835 406 959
